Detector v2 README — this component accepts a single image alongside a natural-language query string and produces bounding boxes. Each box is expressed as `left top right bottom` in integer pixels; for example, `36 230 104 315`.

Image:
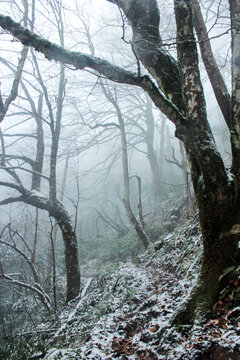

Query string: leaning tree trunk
22 192 81 303
50 201 81 303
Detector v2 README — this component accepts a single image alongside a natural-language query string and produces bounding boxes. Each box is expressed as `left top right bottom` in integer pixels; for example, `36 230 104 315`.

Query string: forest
0 0 239 358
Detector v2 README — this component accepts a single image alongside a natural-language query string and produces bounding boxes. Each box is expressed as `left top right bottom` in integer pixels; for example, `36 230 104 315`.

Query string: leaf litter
5 219 240 359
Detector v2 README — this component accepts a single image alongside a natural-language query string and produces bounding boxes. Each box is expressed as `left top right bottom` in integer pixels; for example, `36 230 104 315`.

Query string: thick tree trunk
173 126 239 325
175 213 240 325
108 0 183 109
172 0 238 324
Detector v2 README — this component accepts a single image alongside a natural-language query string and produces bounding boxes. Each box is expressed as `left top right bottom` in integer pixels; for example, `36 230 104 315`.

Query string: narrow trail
79 259 190 359
39 223 240 360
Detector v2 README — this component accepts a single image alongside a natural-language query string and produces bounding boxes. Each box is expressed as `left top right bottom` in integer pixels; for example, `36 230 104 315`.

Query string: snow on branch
0 260 51 310
0 14 185 124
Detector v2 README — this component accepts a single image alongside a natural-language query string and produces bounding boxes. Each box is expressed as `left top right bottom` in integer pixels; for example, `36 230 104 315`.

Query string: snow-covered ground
4 219 240 359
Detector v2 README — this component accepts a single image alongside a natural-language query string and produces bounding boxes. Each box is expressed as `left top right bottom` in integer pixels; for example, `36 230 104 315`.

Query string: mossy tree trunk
172 0 240 324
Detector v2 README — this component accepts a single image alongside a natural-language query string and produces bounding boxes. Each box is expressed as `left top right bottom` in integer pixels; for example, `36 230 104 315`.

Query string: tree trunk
100 82 151 249
119 111 150 249
173 0 239 324
15 190 81 303
179 140 194 216
32 93 44 191
45 152 69 291
50 202 81 303
111 0 182 108
145 96 163 211
175 213 240 325
158 116 166 197
229 0 240 176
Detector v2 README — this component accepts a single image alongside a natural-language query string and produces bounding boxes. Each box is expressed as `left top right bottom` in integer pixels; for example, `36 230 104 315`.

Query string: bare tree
99 81 150 248
0 0 81 303
0 0 239 325
124 93 167 211
0 224 51 310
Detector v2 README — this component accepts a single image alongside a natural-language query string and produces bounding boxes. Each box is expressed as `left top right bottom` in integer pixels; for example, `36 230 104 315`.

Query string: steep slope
2 219 240 359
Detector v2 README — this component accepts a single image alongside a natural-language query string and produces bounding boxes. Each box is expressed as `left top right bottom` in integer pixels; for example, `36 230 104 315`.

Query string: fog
0 0 232 344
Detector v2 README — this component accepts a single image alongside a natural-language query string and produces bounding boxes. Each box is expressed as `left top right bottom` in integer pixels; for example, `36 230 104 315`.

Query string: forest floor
2 218 240 359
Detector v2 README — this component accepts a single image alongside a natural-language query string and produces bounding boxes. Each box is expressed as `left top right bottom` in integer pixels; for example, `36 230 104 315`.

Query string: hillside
2 217 240 360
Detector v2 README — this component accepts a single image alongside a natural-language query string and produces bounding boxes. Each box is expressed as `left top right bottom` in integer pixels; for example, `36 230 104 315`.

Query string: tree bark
173 0 240 324
0 14 184 124
107 0 183 109
50 202 80 303
179 140 194 216
229 0 240 177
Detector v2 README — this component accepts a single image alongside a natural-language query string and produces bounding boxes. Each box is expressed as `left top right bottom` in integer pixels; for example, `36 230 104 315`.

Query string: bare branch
0 237 39 283
0 14 185 124
0 46 28 122
0 181 23 192
2 154 36 168
0 261 51 310
0 165 49 181
3 133 37 139
165 146 183 170
192 0 231 128
0 196 24 206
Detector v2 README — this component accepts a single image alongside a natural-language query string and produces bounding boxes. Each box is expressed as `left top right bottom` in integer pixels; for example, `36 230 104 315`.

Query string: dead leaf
150 324 159 332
